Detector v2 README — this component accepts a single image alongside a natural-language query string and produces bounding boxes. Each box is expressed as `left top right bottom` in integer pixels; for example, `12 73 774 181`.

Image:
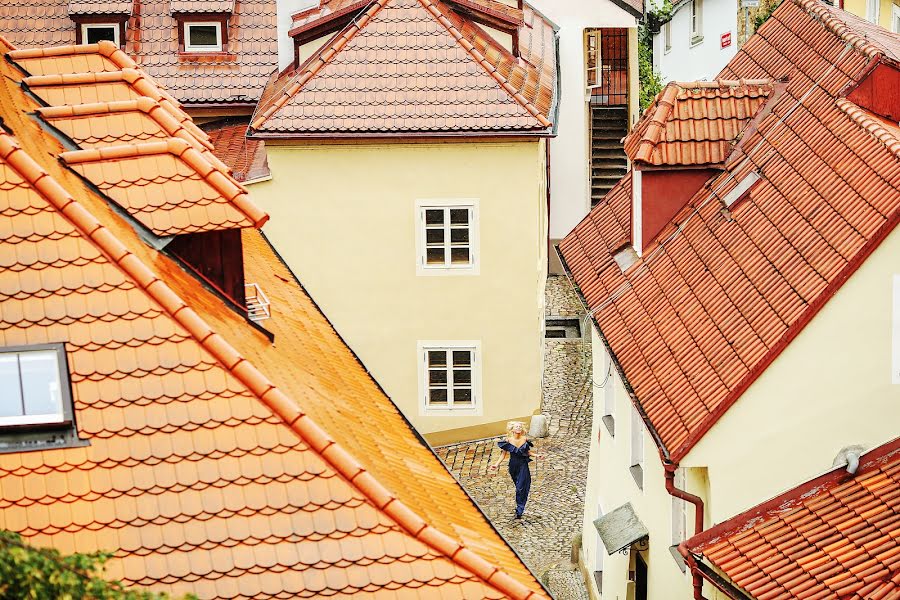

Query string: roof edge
0 133 538 600
793 0 887 61
836 97 900 157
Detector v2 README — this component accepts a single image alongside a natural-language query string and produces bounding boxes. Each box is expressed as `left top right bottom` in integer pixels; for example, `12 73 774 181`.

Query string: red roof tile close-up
251 0 557 136
559 0 900 462
203 119 270 183
67 0 133 15
685 437 900 600
0 35 547 600
0 0 277 106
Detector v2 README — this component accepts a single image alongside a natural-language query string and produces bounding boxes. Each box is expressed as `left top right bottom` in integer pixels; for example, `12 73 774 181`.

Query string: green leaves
0 531 195 600
638 21 664 111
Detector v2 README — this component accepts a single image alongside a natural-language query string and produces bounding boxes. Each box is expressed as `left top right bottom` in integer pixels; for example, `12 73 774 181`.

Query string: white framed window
0 346 68 427
690 0 703 42
630 405 645 490
415 199 479 276
418 341 482 416
892 3 900 32
585 28 602 89
184 21 223 52
81 23 120 46
866 0 881 23
664 21 672 53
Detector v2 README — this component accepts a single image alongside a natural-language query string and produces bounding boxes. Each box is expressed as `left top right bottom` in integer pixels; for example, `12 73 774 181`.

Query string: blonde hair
506 421 526 435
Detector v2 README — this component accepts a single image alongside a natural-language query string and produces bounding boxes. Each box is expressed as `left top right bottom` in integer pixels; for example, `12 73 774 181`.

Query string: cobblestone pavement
435 276 592 599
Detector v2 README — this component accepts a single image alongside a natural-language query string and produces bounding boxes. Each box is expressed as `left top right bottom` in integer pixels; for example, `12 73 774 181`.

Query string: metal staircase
590 104 630 206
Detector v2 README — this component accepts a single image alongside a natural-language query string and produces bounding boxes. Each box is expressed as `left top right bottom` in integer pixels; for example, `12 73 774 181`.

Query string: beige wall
249 140 547 442
843 0 900 30
580 225 900 598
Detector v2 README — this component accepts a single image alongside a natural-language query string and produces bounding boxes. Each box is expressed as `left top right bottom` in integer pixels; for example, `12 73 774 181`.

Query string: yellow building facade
843 0 900 30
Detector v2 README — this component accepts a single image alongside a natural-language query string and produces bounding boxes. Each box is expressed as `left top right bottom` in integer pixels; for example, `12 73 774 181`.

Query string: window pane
0 355 22 418
452 351 471 367
453 388 473 405
453 369 471 384
450 248 470 264
20 351 62 418
428 389 448 405
450 228 469 244
449 209 469 225
429 369 448 385
425 209 444 225
86 26 116 44
427 350 447 368
188 25 219 47
426 228 445 245
426 248 445 264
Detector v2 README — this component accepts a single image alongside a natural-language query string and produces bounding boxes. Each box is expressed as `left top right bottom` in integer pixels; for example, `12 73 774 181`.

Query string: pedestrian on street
490 421 538 519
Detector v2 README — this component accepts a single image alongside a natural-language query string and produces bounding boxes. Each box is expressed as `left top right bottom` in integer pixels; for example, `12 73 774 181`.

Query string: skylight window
0 346 66 427
184 22 223 52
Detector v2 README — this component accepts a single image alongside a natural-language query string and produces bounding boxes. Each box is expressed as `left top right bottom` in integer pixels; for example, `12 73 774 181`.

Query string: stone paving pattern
436 276 592 599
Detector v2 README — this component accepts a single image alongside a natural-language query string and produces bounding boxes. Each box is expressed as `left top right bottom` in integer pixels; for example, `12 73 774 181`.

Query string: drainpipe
664 463 706 600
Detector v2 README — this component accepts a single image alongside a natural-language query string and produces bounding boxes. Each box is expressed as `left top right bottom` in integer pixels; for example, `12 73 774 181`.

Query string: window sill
602 414 615 437
416 265 480 277
630 464 644 490
422 408 481 417
177 51 236 59
690 35 704 47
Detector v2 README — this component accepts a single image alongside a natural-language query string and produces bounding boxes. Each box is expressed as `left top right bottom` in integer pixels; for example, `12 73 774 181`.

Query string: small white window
630 405 645 489
0 347 66 427
416 200 479 275
690 0 703 41
866 0 880 23
81 23 120 46
664 21 672 53
419 342 481 415
184 21 223 52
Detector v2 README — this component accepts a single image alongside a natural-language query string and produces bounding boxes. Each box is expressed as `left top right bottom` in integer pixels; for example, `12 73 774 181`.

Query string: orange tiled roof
251 0 556 136
67 0 133 15
203 119 270 183
446 0 524 25
685 437 900 599
623 80 774 167
558 0 900 461
169 0 235 12
0 36 546 599
0 0 277 106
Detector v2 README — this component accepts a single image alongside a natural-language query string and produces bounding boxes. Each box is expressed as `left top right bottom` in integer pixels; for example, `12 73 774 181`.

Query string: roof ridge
250 0 387 131
0 132 538 600
836 98 900 157
631 83 679 163
417 0 550 128
59 139 268 227
793 0 885 61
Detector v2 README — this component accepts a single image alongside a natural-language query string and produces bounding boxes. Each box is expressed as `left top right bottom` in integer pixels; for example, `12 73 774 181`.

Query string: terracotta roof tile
446 0 524 25
686 438 900 600
0 0 277 105
67 0 133 15
0 36 546 599
251 0 556 135
558 0 900 461
169 0 235 13
202 119 269 183
623 80 775 167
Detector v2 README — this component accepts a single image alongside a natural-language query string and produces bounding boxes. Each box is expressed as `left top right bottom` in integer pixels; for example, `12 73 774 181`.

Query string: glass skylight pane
19 351 62 419
0 355 22 418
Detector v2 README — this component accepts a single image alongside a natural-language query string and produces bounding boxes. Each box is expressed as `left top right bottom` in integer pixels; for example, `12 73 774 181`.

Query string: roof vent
245 283 271 322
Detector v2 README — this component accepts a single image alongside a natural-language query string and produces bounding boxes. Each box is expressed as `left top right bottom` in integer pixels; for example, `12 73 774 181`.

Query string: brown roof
558 0 900 461
251 0 556 136
685 437 900 600
0 37 547 599
67 0 133 15
169 0 236 12
623 80 775 167
0 0 277 106
203 119 270 183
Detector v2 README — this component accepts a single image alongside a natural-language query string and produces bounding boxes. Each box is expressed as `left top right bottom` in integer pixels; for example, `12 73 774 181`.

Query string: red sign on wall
721 32 732 48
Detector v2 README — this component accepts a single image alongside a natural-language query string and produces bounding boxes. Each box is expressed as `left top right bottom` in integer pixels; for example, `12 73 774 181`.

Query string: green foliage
754 0 783 30
638 20 664 111
0 531 191 600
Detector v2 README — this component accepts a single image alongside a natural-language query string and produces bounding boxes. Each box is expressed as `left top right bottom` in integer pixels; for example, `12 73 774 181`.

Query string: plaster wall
685 219 900 523
526 0 638 245
652 0 738 83
249 140 547 441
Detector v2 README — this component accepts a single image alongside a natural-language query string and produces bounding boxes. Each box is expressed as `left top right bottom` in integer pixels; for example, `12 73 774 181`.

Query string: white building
652 0 738 82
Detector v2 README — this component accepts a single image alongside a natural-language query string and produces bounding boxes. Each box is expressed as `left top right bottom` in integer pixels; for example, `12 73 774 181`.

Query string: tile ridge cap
0 132 539 600
251 0 388 131
631 83 679 164
791 0 883 61
417 0 551 129
836 98 900 157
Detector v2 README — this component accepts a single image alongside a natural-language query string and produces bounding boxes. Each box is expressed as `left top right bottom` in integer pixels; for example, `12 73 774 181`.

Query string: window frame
183 20 224 53
892 3 900 32
0 343 72 429
664 20 672 53
585 28 603 90
415 199 480 276
418 341 482 416
689 0 704 44
80 23 121 46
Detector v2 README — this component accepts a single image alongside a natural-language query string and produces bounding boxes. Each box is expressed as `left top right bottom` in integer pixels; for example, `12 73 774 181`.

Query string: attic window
81 23 120 45
184 21 223 52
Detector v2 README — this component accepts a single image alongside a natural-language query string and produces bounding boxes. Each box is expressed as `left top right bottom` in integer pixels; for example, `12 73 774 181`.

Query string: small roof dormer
170 0 235 55
68 0 133 47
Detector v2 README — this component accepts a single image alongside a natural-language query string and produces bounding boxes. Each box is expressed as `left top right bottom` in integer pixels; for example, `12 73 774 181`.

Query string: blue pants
509 461 532 516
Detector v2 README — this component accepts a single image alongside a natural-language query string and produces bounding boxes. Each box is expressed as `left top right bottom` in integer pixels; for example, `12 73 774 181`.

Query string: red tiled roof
67 0 133 15
0 37 546 599
685 437 900 600
558 0 900 461
0 0 277 106
169 0 235 12
251 0 556 135
444 0 524 26
203 119 270 183
623 80 775 167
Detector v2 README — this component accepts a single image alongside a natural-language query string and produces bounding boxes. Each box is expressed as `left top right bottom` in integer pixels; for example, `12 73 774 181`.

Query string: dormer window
184 21 223 52
81 23 120 45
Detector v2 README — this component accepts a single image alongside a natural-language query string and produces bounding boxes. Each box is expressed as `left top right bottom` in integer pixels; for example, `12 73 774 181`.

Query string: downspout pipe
665 463 706 600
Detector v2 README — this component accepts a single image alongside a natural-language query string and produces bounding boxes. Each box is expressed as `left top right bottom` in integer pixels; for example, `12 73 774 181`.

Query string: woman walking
490 421 536 519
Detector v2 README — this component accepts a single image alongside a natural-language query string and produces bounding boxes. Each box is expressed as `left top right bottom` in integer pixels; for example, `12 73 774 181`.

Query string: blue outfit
497 439 533 517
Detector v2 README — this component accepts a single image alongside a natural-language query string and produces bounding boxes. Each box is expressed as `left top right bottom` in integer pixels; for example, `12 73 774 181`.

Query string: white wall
526 0 637 243
652 0 737 83
277 0 319 70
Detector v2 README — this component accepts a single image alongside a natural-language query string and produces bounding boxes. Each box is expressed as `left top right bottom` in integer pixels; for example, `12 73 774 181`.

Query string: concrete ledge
425 414 537 447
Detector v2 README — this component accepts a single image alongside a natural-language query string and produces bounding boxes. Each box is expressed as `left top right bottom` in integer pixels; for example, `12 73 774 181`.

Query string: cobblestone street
435 276 592 599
